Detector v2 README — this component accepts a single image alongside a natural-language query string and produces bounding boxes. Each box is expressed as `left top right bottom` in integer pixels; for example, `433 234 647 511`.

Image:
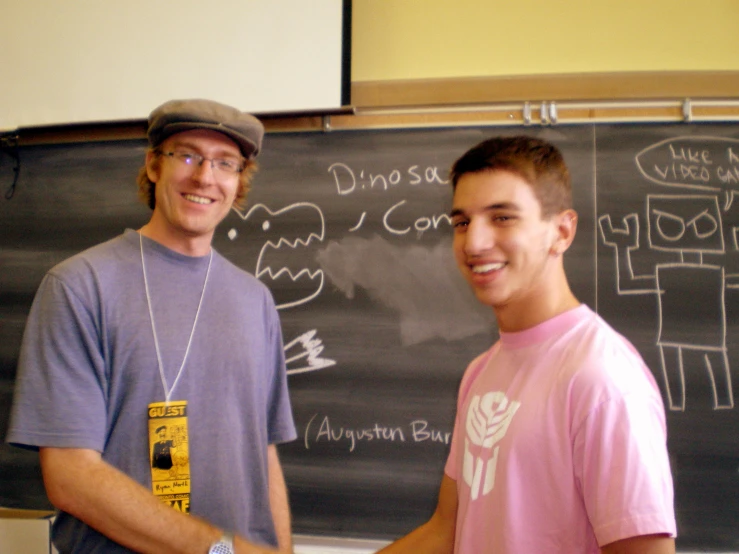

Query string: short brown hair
449 136 571 218
136 149 258 211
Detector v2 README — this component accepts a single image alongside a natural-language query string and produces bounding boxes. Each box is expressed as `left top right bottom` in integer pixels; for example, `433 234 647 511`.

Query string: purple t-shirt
8 230 296 552
445 305 676 553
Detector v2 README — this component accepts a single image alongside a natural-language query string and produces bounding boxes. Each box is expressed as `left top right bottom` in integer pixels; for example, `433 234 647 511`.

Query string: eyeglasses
163 150 244 175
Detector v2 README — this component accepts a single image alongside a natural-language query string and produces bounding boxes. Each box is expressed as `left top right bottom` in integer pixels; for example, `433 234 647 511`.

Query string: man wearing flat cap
7 99 297 554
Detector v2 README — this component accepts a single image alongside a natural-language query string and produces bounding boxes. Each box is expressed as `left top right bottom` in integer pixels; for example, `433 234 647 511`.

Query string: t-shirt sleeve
263 295 297 445
7 272 109 452
572 390 677 546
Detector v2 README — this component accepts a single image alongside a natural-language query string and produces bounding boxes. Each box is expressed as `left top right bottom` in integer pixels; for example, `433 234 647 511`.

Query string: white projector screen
0 0 349 131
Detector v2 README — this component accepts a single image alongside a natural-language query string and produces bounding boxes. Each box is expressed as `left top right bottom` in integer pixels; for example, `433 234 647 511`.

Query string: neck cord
140 232 213 403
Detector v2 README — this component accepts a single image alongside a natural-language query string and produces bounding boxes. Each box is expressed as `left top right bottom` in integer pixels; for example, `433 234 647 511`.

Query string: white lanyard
140 232 213 402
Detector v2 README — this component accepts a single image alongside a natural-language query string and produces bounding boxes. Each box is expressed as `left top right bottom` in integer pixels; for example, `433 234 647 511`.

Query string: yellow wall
352 0 739 81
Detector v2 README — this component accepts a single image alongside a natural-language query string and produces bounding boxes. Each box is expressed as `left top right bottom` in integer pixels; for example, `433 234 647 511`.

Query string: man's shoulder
210 250 281 317
50 230 136 278
563 311 659 401
214 250 270 292
571 310 643 363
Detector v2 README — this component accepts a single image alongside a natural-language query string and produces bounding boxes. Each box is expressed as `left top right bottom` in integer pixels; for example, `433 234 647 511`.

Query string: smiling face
144 129 242 255
451 169 578 331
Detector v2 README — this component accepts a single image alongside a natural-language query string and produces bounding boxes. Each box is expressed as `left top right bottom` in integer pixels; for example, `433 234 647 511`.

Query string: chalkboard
1 123 738 551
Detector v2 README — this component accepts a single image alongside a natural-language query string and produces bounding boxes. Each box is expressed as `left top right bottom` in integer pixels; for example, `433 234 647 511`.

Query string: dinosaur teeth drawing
234 202 326 310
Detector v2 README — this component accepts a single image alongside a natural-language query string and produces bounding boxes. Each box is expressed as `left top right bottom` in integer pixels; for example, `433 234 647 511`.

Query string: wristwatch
208 532 234 554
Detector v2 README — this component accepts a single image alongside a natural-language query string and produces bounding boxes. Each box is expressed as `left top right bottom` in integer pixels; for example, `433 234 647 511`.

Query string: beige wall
352 0 739 81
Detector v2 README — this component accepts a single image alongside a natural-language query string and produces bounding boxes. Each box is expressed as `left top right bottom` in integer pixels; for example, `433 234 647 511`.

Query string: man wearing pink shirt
379 136 676 554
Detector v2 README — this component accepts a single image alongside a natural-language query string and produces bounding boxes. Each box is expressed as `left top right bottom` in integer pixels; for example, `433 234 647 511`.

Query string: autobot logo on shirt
463 391 520 501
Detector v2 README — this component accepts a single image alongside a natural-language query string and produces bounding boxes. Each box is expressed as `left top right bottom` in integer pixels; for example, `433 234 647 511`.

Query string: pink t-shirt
445 305 676 553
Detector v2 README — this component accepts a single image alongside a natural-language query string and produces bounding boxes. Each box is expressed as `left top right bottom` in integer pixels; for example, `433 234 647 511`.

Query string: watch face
209 541 233 554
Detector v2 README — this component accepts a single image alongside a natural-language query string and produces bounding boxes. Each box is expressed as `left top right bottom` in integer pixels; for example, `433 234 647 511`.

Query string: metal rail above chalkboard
309 98 739 133
4 98 739 146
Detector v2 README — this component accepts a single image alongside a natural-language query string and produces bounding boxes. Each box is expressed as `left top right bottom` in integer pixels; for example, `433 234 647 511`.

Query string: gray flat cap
147 99 264 159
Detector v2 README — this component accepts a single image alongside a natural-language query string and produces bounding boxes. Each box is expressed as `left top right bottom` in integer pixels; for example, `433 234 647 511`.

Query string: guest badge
148 400 191 513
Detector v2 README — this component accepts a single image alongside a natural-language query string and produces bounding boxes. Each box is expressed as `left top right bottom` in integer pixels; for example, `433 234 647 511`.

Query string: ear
550 209 578 256
145 150 160 183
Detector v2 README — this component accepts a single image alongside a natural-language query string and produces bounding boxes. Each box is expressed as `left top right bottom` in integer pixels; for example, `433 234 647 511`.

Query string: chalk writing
328 162 449 196
328 161 452 237
636 136 739 197
304 414 451 452
382 200 451 237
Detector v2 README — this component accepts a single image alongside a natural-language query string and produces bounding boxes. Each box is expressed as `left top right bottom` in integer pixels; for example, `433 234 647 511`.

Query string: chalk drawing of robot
599 136 739 411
